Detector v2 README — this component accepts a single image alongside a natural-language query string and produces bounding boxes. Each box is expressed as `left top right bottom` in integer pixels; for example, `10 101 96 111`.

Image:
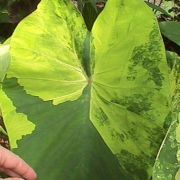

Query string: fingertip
24 167 37 180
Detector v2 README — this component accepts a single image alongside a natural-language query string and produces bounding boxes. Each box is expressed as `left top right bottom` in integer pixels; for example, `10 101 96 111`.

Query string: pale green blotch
0 90 35 148
175 169 180 180
0 45 10 82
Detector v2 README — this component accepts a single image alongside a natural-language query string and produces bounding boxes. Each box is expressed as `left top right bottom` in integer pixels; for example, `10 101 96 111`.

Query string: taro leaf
0 45 10 83
1 0 171 179
159 21 180 46
153 52 180 180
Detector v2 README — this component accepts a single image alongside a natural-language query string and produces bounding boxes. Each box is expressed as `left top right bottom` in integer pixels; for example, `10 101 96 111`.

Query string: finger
0 167 22 178
0 178 24 180
0 146 36 180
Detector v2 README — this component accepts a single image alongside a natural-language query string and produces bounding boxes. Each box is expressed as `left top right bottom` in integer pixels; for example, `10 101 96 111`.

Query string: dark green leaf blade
1 78 128 180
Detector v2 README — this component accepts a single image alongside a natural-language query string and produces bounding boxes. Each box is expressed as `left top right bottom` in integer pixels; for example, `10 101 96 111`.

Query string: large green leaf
0 80 126 179
0 0 171 179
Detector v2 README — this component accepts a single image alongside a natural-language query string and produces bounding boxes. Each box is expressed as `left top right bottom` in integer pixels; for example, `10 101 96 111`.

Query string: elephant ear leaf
8 0 88 105
90 0 171 179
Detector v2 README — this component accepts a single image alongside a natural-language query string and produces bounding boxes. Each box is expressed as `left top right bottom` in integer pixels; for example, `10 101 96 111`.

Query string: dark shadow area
0 0 41 41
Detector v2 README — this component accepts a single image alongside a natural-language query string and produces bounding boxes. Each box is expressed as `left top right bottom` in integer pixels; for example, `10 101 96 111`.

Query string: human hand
0 146 37 180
